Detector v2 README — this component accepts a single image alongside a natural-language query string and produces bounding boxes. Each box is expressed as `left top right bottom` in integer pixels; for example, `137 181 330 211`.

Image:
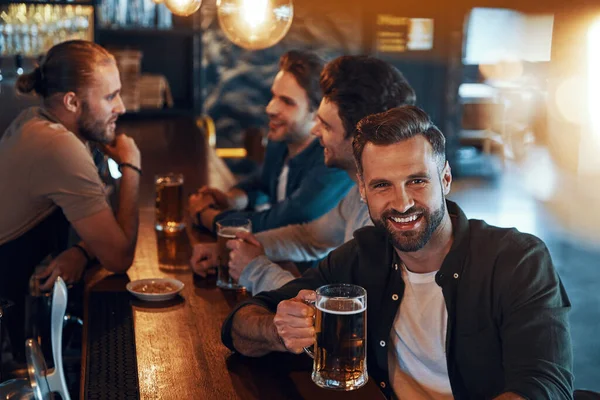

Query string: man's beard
77 103 113 144
372 196 445 252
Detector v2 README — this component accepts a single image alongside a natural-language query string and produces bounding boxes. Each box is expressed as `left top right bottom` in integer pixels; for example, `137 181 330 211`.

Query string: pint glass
306 283 367 390
216 218 251 290
155 173 185 233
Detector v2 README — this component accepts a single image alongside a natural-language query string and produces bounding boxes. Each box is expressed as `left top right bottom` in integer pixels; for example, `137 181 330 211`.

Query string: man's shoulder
468 219 546 254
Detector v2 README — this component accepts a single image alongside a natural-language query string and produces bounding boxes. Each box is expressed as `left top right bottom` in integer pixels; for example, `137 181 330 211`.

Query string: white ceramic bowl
126 278 184 302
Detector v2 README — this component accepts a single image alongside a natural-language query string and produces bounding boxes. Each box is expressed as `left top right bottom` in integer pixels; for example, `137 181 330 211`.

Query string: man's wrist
194 204 217 225
201 208 220 231
119 163 142 176
271 321 288 352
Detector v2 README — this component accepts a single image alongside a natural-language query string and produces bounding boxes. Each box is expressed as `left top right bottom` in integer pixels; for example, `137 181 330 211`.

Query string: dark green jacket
222 200 574 399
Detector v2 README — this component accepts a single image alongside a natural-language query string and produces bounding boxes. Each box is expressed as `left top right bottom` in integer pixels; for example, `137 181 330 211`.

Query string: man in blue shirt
190 50 353 233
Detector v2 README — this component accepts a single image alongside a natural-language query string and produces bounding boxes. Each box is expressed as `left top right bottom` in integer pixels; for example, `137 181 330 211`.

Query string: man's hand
36 247 87 291
273 290 317 354
190 243 218 277
188 191 217 223
100 133 141 168
198 187 231 209
227 231 265 281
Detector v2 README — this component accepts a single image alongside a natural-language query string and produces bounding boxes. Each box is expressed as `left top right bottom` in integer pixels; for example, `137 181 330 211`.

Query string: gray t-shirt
0 107 109 245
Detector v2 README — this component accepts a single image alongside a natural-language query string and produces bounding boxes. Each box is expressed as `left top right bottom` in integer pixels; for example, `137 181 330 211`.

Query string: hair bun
15 67 44 96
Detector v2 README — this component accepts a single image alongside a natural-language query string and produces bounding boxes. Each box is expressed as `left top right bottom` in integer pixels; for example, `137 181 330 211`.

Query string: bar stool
0 277 71 400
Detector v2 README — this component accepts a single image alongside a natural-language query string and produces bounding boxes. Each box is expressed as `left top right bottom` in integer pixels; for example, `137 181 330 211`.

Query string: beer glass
305 284 367 391
155 173 185 233
216 218 251 290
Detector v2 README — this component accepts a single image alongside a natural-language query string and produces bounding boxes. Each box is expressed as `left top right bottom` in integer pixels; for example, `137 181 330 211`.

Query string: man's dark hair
279 50 325 111
353 106 446 175
320 56 416 138
16 40 115 100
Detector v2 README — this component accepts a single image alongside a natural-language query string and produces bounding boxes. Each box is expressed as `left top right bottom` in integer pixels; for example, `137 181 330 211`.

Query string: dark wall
200 0 363 147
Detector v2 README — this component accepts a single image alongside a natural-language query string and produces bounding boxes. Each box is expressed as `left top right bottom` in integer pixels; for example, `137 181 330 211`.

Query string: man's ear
441 161 452 196
62 92 80 114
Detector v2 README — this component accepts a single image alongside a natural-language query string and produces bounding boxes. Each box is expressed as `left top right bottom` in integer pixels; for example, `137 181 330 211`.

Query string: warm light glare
216 148 247 158
588 18 600 138
555 75 586 124
479 59 524 81
242 0 268 29
164 0 201 16
217 0 293 50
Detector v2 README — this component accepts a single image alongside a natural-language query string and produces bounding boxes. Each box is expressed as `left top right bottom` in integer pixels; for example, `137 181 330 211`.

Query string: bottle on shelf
98 0 172 30
0 3 93 58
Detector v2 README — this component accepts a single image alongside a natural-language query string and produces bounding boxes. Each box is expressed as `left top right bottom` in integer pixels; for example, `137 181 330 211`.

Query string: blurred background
1 0 599 392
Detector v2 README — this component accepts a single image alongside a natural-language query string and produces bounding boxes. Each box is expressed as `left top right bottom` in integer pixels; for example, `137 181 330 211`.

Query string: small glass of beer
305 284 367 391
155 173 185 233
216 218 252 290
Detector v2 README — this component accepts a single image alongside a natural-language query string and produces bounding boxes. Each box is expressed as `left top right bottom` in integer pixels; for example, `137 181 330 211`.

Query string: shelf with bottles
0 1 93 57
0 1 94 5
96 0 190 32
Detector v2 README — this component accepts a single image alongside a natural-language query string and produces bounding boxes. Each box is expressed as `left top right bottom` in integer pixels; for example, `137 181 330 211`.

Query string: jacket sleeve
221 250 341 352
233 169 269 210
496 233 574 399
214 165 352 233
237 255 296 295
255 199 348 262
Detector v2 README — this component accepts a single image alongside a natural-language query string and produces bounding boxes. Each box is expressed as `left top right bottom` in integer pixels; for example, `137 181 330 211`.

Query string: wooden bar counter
80 117 383 399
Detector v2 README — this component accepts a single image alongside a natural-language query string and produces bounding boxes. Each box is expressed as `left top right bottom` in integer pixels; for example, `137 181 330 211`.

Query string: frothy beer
217 228 239 285
313 297 367 390
155 174 184 233
215 219 251 290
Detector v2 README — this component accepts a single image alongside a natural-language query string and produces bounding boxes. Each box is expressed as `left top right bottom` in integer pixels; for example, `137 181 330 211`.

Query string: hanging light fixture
164 0 202 17
217 0 293 50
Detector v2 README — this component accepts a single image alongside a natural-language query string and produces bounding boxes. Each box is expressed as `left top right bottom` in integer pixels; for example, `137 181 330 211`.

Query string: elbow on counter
98 247 135 274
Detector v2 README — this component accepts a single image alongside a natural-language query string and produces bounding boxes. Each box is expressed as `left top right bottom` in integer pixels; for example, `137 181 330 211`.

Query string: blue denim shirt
215 138 353 233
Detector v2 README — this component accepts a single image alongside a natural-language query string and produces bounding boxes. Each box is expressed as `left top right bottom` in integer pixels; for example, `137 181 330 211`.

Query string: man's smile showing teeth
390 214 419 223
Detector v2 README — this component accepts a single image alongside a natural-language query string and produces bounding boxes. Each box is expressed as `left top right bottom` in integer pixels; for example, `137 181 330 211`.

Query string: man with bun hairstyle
0 40 141 361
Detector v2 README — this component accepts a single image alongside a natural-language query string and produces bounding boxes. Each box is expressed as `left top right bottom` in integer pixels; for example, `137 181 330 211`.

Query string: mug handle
303 298 316 359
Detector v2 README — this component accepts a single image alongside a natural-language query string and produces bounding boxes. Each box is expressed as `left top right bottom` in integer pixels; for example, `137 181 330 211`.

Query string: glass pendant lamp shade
217 0 293 50
164 0 202 16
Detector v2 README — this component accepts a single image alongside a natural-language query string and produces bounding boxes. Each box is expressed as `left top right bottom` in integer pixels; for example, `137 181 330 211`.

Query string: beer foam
316 299 366 315
218 227 250 238
159 182 183 187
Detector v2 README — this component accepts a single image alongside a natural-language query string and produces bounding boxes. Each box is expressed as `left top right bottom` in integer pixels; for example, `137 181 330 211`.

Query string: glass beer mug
305 284 368 390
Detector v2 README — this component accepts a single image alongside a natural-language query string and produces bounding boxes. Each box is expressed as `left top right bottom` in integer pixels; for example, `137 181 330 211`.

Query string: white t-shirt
276 163 289 203
388 264 453 399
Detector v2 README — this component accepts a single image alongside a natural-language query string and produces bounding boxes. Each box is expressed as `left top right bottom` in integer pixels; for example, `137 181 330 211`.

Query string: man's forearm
231 304 286 357
116 168 140 255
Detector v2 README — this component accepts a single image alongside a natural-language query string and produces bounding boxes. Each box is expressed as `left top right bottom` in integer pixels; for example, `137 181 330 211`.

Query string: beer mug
216 218 252 290
305 284 368 391
155 173 185 233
